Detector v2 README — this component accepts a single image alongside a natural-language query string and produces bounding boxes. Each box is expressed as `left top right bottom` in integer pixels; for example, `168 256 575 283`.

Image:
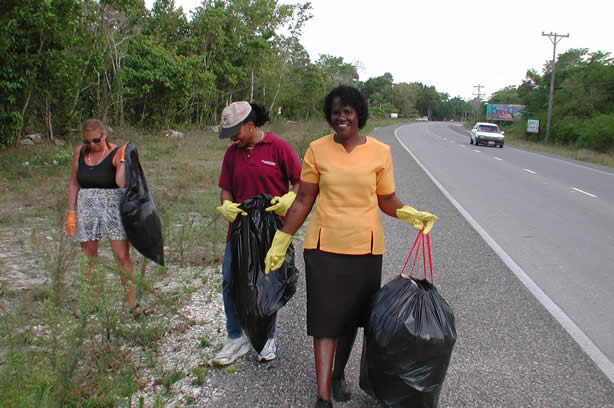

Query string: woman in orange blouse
264 85 437 408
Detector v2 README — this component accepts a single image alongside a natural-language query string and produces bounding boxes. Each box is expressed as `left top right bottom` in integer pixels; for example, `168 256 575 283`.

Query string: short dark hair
323 85 368 129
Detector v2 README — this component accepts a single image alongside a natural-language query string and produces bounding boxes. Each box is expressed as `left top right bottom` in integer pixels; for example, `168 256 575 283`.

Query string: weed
161 369 185 392
198 337 211 348
191 366 205 385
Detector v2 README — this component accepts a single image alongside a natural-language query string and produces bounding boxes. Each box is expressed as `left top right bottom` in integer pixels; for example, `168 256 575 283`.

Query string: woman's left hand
397 205 438 234
265 191 296 216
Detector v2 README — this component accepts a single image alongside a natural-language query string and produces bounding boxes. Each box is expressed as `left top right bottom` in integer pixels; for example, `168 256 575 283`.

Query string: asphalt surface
396 122 614 367
198 123 614 407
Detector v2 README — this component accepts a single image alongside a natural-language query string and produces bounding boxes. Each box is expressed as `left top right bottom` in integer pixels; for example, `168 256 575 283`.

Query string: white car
415 116 428 122
470 122 504 148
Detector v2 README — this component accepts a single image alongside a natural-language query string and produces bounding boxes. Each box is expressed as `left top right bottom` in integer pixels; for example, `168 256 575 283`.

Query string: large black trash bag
230 194 298 353
119 142 164 266
360 276 456 408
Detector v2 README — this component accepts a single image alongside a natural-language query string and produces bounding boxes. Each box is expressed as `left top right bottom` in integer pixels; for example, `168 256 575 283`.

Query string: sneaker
257 338 277 362
212 335 250 366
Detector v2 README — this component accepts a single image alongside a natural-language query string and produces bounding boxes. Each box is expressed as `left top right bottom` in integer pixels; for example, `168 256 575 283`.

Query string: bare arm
280 181 318 235
113 147 126 188
220 188 234 204
377 192 403 218
67 145 81 211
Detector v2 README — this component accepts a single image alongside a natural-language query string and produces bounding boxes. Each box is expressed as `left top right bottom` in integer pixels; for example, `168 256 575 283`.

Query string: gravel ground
163 124 614 407
2 124 613 407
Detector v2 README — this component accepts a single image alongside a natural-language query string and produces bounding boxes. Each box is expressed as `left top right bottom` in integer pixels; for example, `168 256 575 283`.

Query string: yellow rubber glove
216 200 247 222
64 210 76 237
264 230 293 274
396 205 438 235
265 191 296 216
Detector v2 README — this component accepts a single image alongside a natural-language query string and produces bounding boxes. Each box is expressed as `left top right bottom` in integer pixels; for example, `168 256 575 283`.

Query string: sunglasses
82 137 102 145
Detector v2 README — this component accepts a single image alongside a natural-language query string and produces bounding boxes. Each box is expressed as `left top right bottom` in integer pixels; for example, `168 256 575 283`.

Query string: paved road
198 123 614 407
396 121 614 369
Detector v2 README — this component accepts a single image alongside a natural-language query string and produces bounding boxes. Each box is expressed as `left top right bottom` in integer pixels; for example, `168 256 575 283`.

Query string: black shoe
331 376 351 402
315 398 332 408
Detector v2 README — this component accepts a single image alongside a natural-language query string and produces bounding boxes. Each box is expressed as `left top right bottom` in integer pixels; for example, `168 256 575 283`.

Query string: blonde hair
81 119 111 151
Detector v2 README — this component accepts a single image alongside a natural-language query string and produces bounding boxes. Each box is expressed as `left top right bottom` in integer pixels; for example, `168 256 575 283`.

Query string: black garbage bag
119 142 164 266
360 275 456 408
230 194 298 353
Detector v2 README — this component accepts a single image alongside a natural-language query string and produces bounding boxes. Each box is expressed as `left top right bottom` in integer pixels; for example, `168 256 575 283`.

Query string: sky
147 0 614 100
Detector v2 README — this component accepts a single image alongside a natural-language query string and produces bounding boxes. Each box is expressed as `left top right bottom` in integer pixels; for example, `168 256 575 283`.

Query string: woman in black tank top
64 119 146 318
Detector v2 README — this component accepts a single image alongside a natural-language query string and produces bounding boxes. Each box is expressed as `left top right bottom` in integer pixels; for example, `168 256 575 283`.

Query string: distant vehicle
415 116 428 122
470 122 504 148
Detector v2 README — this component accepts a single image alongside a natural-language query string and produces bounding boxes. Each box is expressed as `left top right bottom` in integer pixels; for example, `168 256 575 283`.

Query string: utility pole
473 84 485 101
542 31 569 143
473 85 484 120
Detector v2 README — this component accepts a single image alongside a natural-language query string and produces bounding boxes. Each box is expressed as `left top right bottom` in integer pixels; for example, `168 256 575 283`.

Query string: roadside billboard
486 104 526 121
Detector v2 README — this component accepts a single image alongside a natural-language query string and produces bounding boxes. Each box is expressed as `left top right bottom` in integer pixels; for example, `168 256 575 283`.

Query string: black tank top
77 147 119 189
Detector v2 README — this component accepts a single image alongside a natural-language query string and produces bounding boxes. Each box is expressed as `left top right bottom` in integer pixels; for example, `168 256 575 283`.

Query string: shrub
576 113 614 152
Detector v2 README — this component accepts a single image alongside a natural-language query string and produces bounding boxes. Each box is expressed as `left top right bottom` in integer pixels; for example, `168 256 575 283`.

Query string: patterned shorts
75 188 127 242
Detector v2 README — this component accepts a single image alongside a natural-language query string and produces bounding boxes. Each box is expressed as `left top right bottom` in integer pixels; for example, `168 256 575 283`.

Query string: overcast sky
147 0 613 100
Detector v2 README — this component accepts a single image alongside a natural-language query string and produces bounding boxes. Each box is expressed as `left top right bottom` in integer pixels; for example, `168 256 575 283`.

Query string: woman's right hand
216 200 247 222
64 210 76 236
264 230 293 274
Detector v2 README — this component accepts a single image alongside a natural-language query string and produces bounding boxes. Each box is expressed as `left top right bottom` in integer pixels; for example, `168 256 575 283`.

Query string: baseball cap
219 101 252 139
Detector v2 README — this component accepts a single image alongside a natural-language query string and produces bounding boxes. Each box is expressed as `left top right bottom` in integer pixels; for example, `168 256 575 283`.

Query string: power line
542 31 569 143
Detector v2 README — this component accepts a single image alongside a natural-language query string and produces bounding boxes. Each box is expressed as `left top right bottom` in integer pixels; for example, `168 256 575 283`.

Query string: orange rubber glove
64 210 76 237
119 143 128 162
265 191 296 216
396 205 438 235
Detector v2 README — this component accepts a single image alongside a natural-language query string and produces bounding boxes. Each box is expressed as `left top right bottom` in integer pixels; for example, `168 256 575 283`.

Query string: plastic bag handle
400 231 434 282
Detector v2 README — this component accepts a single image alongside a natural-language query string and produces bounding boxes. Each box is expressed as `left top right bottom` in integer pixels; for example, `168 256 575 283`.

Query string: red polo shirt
218 131 302 240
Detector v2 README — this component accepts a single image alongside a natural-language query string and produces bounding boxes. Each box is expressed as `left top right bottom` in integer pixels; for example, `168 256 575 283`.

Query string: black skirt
303 249 382 338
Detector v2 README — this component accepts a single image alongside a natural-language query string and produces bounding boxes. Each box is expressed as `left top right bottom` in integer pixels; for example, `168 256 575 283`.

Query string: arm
67 145 81 211
113 146 127 188
377 192 403 217
279 180 318 235
220 188 233 204
64 145 81 236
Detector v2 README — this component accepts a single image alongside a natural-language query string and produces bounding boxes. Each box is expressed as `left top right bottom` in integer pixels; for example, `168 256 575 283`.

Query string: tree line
2 1 612 152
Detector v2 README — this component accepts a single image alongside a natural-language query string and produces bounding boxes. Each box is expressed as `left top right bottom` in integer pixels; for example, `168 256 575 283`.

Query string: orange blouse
300 134 396 255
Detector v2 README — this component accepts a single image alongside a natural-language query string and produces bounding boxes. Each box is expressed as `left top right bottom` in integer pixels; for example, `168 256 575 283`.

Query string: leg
330 329 357 401
80 240 99 271
80 240 100 294
332 328 357 377
314 337 336 402
222 242 242 339
109 239 136 310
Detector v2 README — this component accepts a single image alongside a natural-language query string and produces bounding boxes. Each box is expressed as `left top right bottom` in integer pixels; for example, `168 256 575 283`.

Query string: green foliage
577 114 614 151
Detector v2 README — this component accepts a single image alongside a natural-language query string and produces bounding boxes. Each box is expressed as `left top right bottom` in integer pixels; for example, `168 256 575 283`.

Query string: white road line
474 149 480 152
572 187 598 198
494 157 503 161
523 168 536 174
394 126 614 384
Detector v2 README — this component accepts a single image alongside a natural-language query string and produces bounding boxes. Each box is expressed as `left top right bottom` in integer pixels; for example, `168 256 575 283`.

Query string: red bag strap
400 231 434 282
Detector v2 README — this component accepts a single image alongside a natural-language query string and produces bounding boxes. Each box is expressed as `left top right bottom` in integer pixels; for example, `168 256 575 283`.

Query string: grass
4 115 602 406
0 118 357 406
